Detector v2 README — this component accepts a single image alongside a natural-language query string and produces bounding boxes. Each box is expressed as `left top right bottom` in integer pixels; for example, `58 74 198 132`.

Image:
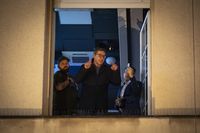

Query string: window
50 8 151 116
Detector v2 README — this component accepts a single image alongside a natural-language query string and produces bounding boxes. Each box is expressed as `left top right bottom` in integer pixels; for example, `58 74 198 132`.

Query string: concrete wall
0 0 199 133
54 0 150 8
0 0 46 115
0 117 198 133
54 0 200 116
0 0 199 116
151 0 200 115
194 0 200 114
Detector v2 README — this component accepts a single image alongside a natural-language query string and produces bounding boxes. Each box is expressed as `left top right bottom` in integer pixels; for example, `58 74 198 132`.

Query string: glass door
140 11 151 115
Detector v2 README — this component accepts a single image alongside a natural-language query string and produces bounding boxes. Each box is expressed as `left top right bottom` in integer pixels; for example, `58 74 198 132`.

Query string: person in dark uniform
115 66 143 115
75 48 121 114
53 56 78 115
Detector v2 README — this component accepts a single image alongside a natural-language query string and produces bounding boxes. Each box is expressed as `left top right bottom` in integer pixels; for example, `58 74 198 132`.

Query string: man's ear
58 64 61 70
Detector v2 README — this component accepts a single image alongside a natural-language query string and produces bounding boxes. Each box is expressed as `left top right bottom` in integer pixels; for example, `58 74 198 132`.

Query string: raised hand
84 60 92 69
111 63 118 71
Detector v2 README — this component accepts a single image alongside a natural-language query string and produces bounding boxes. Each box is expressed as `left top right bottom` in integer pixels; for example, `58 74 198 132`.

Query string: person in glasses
76 47 121 115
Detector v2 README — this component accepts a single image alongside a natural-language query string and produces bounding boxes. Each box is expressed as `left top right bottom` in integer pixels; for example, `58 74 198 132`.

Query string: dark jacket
53 71 78 115
119 77 142 115
75 63 121 113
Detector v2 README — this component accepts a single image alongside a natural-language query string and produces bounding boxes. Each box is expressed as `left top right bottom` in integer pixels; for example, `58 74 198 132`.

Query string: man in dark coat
53 56 78 115
75 48 121 114
115 66 142 115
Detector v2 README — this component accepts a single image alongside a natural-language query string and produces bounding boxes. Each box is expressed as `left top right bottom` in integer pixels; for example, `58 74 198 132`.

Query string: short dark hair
131 66 136 74
57 56 70 64
94 47 106 54
124 65 136 74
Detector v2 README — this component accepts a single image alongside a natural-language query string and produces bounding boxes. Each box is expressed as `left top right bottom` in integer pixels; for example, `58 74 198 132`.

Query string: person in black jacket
75 48 121 114
115 66 142 115
53 56 78 115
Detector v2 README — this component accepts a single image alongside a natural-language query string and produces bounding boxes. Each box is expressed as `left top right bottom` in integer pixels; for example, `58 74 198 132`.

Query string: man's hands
55 79 70 91
111 63 118 71
84 60 118 71
115 97 124 108
84 60 92 69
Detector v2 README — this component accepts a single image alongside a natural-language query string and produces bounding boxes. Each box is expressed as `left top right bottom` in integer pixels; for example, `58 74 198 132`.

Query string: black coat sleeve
54 71 68 85
75 65 89 84
109 68 121 86
123 80 143 102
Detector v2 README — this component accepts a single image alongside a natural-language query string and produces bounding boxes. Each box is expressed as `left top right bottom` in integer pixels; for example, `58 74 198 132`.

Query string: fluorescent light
58 10 92 24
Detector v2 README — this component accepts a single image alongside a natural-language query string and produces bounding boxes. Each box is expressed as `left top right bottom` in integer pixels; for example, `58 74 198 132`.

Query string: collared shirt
120 80 131 97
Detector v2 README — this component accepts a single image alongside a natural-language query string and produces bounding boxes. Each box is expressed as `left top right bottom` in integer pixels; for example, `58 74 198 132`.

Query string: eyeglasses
95 54 106 59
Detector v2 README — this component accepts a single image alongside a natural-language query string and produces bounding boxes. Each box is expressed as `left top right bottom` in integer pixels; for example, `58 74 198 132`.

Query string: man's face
123 70 129 80
123 67 134 80
59 59 69 71
93 50 106 67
